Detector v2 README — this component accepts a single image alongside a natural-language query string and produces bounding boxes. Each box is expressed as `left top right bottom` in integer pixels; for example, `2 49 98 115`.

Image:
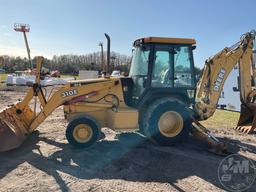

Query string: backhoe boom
194 31 255 121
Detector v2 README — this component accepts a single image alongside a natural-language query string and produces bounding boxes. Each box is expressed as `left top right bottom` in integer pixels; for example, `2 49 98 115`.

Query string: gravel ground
0 89 256 192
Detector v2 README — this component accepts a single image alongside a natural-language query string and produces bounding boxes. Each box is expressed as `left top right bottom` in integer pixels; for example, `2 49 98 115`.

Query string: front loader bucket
0 121 25 152
0 57 46 152
0 104 33 152
235 104 256 134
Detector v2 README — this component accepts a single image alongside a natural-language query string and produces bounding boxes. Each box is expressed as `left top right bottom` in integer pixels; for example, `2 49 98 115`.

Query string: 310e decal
61 89 78 97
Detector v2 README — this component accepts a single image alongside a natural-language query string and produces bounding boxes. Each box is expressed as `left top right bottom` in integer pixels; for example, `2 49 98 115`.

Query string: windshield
129 46 150 77
129 45 150 101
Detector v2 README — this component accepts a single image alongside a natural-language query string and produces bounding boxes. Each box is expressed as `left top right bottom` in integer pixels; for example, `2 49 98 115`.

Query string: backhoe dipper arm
194 31 255 120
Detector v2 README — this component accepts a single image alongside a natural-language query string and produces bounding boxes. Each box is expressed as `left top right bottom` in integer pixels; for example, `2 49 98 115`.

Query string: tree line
0 51 132 75
0 52 202 77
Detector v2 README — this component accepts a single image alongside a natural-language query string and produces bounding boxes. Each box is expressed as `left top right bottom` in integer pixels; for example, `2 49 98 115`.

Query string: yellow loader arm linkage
194 31 256 133
0 57 118 152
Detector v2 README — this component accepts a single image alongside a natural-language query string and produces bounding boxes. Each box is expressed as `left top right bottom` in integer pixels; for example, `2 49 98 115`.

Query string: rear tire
143 98 191 146
66 116 100 148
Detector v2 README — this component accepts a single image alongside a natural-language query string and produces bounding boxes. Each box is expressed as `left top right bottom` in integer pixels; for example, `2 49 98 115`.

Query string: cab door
151 44 195 88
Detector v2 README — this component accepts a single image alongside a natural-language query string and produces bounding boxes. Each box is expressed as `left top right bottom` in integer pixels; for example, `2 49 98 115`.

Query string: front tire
66 116 100 148
143 98 191 146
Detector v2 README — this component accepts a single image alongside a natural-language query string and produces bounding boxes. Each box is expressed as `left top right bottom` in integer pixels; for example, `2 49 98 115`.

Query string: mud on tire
143 98 191 146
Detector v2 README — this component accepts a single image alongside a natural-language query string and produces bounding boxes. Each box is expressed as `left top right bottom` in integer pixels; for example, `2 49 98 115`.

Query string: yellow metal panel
106 107 139 130
135 37 196 45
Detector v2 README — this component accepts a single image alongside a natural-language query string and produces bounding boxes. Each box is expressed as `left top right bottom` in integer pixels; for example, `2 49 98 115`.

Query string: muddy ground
0 89 256 192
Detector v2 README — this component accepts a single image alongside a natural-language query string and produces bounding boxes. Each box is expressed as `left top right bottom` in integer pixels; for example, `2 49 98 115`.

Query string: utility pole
99 42 104 71
14 23 32 69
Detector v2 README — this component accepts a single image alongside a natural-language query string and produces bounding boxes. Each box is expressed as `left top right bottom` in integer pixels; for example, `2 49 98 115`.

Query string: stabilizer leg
191 120 228 155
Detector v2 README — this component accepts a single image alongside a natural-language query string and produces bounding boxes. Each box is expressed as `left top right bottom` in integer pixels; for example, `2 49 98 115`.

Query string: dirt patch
0 90 255 192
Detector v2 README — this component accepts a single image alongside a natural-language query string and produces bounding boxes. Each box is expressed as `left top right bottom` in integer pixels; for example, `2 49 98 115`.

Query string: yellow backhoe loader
0 31 255 153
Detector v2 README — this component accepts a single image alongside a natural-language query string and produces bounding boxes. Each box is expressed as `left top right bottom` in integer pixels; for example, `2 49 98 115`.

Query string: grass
0 73 7 88
201 109 240 129
0 73 7 81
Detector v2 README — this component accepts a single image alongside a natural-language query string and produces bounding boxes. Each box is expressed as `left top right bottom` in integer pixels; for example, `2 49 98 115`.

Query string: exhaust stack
104 33 111 74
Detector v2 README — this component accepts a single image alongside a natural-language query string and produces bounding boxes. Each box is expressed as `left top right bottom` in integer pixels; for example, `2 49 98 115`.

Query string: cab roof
133 37 196 46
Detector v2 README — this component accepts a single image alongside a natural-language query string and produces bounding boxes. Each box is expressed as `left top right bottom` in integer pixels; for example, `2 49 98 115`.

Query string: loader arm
0 57 120 151
194 31 255 121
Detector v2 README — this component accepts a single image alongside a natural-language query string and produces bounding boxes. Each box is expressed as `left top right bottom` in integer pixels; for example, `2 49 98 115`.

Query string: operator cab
127 37 197 107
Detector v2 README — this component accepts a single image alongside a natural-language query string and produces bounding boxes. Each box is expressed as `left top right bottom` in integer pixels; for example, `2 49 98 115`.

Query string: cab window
151 44 194 88
174 46 193 87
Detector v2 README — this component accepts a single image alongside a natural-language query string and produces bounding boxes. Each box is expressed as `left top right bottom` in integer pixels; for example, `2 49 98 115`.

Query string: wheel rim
158 111 184 138
73 124 93 143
